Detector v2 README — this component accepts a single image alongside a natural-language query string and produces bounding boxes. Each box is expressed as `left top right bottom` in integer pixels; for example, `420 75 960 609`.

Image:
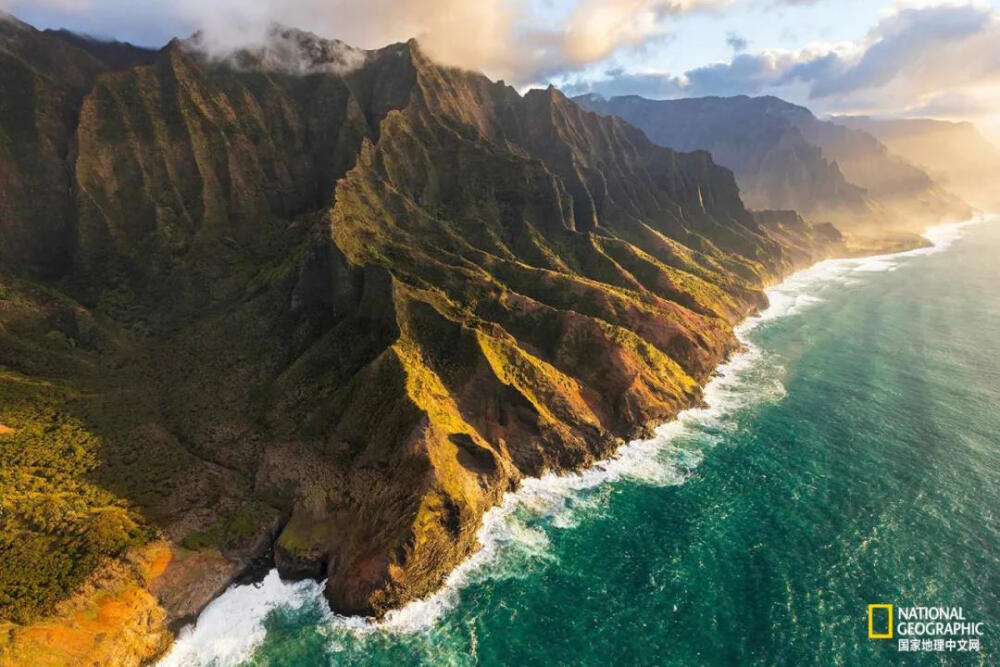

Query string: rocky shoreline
161 228 930 652
0 14 948 666
0 229 929 667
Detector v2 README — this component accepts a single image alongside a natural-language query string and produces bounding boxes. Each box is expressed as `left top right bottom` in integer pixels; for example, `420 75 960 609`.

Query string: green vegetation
0 20 843 631
180 502 271 552
0 369 153 623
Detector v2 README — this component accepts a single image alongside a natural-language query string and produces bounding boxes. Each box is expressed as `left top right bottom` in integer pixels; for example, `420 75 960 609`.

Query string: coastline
157 215 989 665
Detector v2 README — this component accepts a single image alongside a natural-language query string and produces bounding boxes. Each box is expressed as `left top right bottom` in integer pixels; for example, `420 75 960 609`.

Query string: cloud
568 3 1000 121
562 71 684 98
564 49 803 98
10 0 999 129
726 32 748 52
794 3 999 98
164 0 534 79
906 88 1000 117
5 0 735 85
561 0 729 65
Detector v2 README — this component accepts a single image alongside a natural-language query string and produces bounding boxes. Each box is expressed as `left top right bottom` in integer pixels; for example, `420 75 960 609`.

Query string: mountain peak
185 24 372 74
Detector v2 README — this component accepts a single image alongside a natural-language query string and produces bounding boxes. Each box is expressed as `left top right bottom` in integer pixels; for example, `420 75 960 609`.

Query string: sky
6 0 1000 140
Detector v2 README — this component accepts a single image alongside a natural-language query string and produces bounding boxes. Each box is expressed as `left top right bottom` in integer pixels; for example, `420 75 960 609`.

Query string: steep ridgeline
574 94 876 224
0 17 842 660
835 115 1000 212
0 17 155 278
575 94 972 232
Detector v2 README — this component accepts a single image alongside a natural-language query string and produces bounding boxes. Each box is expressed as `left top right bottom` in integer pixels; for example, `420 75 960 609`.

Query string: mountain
574 94 972 231
835 115 1000 212
41 28 160 69
573 94 877 224
0 17 843 663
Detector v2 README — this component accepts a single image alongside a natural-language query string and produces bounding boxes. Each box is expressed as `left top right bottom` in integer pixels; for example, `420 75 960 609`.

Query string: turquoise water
164 219 999 666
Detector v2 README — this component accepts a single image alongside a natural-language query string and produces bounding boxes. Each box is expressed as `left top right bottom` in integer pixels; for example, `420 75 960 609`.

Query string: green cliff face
0 18 841 647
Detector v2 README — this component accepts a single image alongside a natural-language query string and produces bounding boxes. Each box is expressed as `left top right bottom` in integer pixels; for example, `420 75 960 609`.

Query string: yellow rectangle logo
868 604 893 639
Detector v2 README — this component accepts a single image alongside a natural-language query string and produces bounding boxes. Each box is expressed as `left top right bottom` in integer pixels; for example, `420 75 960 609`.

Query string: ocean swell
158 216 987 666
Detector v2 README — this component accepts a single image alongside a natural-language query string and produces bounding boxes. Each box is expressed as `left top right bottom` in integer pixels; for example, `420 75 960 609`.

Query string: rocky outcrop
0 18 844 660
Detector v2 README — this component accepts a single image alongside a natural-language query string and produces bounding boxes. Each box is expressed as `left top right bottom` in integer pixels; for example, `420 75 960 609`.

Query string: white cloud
10 0 999 130
562 0 729 64
568 2 1000 124
6 0 735 84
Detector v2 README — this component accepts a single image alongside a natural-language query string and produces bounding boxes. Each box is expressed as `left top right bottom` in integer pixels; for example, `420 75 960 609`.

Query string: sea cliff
0 18 886 665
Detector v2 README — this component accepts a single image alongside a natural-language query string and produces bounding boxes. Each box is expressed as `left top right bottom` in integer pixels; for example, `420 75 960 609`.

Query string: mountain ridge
834 114 1000 212
574 93 972 231
1 19 852 664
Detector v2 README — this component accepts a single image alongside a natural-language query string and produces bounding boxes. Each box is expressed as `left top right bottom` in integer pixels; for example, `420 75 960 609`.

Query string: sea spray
158 216 989 667
159 572 328 667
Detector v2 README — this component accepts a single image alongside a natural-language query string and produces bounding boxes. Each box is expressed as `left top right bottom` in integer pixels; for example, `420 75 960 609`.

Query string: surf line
158 216 986 666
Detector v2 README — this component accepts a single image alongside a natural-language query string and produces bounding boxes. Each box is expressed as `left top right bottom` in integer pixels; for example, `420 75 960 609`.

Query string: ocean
160 217 999 666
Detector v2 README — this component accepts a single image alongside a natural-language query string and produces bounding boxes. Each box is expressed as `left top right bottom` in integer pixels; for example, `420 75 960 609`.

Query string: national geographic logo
868 604 985 654
868 604 893 639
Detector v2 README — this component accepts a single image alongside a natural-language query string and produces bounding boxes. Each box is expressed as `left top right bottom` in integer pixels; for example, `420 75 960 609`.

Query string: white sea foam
157 215 988 666
159 571 326 667
744 215 989 328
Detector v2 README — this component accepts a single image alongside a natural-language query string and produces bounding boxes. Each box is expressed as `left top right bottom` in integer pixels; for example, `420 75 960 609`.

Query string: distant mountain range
575 94 974 231
834 115 1000 212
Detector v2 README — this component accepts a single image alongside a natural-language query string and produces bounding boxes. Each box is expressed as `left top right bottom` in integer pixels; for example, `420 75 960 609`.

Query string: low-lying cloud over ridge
5 0 833 85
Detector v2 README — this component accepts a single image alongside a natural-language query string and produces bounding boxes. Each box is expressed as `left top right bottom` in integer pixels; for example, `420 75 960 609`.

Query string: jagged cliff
574 94 972 231
0 17 842 664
